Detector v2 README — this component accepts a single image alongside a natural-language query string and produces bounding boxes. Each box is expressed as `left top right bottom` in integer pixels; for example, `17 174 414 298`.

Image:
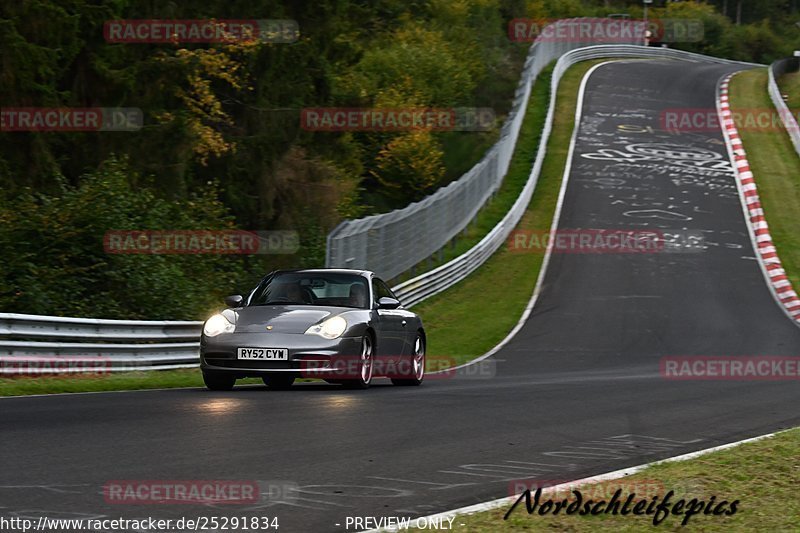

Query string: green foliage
0 0 530 317
0 157 249 319
647 1 798 64
335 25 477 107
372 130 446 202
2 0 797 319
721 21 787 64
0 0 526 249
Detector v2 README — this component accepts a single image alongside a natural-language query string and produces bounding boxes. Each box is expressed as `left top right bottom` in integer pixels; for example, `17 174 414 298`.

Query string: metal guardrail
326 18 647 281
0 43 761 373
0 313 202 373
0 313 201 341
768 57 800 157
393 45 761 308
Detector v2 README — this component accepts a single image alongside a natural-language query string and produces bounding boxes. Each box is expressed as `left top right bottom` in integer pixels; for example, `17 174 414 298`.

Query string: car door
371 277 407 362
379 279 418 358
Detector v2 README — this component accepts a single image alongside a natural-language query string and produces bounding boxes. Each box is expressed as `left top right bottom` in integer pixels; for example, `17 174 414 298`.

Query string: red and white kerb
718 74 800 322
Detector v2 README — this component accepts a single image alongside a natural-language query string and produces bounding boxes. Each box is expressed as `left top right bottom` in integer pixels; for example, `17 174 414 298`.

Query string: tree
372 130 446 204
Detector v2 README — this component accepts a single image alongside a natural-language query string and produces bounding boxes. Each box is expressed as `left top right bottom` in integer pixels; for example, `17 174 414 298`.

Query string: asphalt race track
3 60 800 532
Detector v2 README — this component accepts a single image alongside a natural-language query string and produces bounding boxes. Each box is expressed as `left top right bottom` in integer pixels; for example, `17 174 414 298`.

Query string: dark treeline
1 0 797 319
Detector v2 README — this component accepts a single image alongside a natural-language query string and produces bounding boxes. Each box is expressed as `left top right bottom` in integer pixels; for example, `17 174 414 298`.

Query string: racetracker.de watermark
507 229 704 254
103 480 273 505
1 108 142 132
0 356 112 376
299 355 496 380
507 18 703 43
300 108 495 132
661 356 800 380
104 19 299 43
103 230 299 255
662 108 800 132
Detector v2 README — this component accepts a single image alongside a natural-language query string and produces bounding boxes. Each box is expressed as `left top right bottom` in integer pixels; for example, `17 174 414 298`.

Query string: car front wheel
343 334 374 389
392 333 425 386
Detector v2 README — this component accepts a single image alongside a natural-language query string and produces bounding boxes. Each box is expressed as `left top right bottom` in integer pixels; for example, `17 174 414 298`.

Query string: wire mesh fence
325 18 646 281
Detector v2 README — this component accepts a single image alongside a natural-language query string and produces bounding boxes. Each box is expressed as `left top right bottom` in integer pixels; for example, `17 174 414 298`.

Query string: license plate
237 348 288 360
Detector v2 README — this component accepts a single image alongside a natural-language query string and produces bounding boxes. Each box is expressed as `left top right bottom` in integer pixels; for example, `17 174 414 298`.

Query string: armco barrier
326 18 647 281
768 57 800 157
0 313 201 373
0 46 761 372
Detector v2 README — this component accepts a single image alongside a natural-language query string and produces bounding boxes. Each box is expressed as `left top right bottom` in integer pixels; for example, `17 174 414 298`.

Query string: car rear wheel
203 370 236 391
343 334 374 389
262 374 295 390
392 334 425 386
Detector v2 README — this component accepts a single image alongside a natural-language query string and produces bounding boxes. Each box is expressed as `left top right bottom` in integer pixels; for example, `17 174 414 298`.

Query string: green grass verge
0 370 265 397
425 428 800 531
415 60 606 365
730 69 800 289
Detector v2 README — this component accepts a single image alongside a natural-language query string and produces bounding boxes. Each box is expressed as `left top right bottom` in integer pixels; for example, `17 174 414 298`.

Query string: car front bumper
200 332 362 377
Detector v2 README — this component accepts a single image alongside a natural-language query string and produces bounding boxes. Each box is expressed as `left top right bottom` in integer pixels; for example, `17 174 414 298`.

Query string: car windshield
248 272 370 309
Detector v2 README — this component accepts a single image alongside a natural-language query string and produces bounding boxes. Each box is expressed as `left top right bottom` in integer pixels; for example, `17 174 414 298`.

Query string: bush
0 157 250 319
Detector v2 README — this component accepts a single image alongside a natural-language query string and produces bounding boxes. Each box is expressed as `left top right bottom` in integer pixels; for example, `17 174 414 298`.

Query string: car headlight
204 313 235 337
305 316 347 339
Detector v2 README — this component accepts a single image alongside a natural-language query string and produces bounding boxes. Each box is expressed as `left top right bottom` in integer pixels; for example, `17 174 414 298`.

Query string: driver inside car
274 282 307 304
348 284 368 308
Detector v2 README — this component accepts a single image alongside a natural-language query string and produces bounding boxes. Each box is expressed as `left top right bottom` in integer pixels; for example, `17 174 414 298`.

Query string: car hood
232 306 344 334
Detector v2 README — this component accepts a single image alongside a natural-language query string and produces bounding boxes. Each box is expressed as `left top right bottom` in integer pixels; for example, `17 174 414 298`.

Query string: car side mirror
377 297 401 309
224 294 244 308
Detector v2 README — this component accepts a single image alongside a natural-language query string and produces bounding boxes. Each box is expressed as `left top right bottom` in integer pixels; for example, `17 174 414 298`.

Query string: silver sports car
200 269 425 390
